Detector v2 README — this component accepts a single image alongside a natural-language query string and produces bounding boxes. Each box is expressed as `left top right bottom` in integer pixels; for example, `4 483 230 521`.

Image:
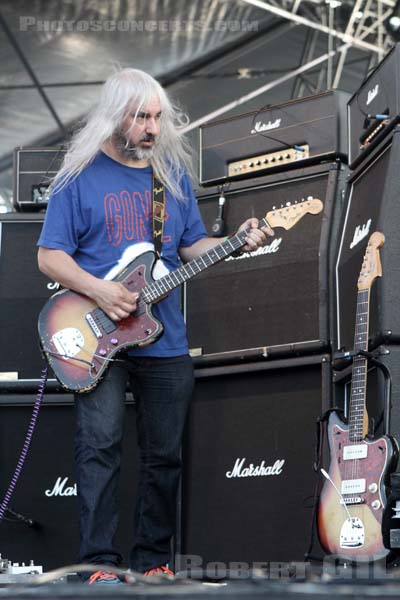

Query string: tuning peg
307 195 314 201
286 202 291 206
272 206 276 210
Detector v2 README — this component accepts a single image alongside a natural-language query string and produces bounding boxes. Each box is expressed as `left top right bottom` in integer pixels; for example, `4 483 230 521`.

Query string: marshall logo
251 118 282 135
366 84 379 106
225 238 282 261
45 476 77 497
226 458 285 478
349 219 372 249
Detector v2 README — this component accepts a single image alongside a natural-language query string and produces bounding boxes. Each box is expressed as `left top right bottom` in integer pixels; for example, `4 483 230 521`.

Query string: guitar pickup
340 497 364 505
343 445 368 460
341 479 366 494
89 308 118 336
86 313 103 338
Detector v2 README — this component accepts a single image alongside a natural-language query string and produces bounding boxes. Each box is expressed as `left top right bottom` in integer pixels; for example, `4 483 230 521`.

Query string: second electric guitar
318 232 398 561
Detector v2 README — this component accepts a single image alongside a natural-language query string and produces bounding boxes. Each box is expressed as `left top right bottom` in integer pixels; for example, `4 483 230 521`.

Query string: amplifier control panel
228 145 309 178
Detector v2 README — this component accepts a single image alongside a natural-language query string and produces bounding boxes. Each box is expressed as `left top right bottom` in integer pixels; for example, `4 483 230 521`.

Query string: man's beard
114 130 156 161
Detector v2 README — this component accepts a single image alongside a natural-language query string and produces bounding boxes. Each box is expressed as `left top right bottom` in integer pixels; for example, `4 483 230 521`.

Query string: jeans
74 354 194 572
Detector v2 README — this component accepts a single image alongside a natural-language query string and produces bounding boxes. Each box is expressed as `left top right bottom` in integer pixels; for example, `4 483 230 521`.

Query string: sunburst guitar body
318 411 397 561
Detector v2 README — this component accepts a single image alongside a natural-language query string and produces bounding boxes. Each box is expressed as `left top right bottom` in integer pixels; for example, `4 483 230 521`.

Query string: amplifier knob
270 157 276 162
248 162 254 167
256 160 261 166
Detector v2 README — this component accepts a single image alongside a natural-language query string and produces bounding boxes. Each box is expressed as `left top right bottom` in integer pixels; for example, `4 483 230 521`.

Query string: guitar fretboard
141 218 269 303
348 288 370 443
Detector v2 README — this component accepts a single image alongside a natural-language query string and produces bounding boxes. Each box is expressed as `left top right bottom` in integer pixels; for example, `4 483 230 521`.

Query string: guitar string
343 289 366 510
356 291 368 497
348 289 368 507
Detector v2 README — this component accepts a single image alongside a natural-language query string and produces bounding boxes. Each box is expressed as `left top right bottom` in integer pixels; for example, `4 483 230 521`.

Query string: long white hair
52 68 195 201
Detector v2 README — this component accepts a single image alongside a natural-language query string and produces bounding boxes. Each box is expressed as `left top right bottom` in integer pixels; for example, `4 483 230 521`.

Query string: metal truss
183 0 397 132
242 0 396 90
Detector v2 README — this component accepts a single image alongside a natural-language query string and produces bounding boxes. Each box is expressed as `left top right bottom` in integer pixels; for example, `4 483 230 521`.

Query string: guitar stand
332 347 392 436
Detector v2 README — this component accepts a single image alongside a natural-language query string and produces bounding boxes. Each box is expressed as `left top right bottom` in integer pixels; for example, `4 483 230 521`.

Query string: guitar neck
141 217 270 303
348 288 370 442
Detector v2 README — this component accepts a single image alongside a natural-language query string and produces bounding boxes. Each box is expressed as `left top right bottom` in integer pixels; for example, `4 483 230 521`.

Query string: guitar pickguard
331 420 388 521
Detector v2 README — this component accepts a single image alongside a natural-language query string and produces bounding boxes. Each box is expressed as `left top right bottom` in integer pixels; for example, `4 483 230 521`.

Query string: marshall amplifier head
348 44 400 169
13 147 65 212
199 90 349 186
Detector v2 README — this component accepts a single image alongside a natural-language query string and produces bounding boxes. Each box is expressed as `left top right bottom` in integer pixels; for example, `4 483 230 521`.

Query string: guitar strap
152 172 166 259
313 407 344 472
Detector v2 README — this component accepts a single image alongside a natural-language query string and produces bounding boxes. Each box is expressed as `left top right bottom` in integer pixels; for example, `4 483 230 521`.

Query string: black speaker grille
185 164 344 357
0 395 138 570
0 218 53 379
180 357 330 565
335 132 400 351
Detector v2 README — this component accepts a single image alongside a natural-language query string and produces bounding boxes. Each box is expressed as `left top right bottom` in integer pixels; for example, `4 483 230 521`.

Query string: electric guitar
38 197 323 392
318 231 398 562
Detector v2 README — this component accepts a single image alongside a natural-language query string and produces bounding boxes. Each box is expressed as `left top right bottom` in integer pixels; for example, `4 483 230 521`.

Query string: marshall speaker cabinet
348 43 400 169
185 162 348 362
178 355 331 568
0 214 54 380
0 393 139 570
200 90 349 186
335 128 400 353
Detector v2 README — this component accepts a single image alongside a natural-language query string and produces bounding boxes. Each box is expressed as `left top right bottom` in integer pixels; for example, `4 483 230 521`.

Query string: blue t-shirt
37 152 207 357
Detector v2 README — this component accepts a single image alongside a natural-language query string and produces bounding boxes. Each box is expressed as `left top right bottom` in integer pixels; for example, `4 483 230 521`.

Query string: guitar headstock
358 231 385 291
265 197 323 230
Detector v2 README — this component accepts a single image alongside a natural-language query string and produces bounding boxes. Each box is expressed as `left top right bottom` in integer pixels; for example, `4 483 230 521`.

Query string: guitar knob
99 349 107 357
369 483 378 493
371 499 381 510
110 338 119 345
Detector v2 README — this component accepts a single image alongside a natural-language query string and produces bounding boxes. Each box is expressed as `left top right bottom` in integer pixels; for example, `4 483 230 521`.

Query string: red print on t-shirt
103 189 170 247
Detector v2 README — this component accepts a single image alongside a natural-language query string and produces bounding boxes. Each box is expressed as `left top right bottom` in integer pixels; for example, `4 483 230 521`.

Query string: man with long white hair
37 68 272 584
